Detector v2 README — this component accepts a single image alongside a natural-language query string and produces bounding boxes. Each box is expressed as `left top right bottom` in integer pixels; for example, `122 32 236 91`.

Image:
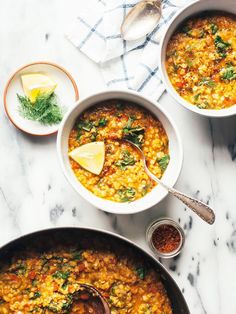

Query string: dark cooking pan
0 227 190 313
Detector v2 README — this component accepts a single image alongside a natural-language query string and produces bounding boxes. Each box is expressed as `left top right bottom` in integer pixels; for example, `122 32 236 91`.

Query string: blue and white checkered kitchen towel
67 0 191 100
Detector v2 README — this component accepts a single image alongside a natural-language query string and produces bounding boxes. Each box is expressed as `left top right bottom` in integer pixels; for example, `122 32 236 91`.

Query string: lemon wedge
69 142 105 175
21 73 57 103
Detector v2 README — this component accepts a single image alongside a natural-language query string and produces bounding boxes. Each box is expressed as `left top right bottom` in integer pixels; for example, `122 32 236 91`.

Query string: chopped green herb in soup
166 12 236 109
68 100 169 202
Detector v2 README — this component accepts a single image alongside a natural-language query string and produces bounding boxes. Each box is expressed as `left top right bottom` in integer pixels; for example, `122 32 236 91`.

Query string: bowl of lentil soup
159 0 236 117
57 90 183 214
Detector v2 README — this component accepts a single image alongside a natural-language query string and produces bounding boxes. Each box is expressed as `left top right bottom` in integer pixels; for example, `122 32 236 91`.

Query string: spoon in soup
72 284 110 314
121 0 162 41
123 139 215 225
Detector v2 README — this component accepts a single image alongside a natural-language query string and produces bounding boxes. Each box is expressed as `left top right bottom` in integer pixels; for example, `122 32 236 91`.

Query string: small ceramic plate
4 61 79 136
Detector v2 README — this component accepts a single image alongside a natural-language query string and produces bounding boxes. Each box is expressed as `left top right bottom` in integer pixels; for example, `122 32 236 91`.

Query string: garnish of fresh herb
17 93 63 126
115 150 135 170
182 25 191 36
77 120 93 132
123 116 145 147
186 59 193 68
136 267 146 279
167 50 177 57
221 63 236 81
76 118 108 141
214 35 231 58
61 295 73 310
47 294 73 312
76 120 93 140
46 305 59 312
193 93 200 103
199 78 215 87
32 279 38 286
118 187 136 202
115 103 125 117
199 29 206 38
90 131 98 142
173 63 179 72
53 256 64 262
72 251 83 260
141 183 151 196
30 292 41 300
96 118 108 127
52 270 70 280
197 102 208 109
156 154 170 171
210 23 218 35
62 281 69 290
10 263 27 275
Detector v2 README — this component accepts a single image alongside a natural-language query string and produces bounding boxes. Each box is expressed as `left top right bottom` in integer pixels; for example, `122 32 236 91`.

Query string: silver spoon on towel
121 0 162 41
123 139 215 225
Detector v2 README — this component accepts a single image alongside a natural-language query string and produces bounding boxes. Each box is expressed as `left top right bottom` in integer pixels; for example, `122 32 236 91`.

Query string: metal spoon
72 284 110 313
121 0 162 41
124 139 215 225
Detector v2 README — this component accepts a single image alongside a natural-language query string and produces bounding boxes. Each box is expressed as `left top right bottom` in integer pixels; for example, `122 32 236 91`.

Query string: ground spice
152 224 181 253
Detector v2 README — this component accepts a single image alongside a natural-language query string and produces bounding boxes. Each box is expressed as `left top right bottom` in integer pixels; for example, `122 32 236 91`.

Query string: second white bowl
57 90 183 214
159 0 236 118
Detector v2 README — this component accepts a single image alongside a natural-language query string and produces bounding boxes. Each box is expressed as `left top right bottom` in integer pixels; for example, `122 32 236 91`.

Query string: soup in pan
68 100 169 202
166 12 236 110
0 241 173 313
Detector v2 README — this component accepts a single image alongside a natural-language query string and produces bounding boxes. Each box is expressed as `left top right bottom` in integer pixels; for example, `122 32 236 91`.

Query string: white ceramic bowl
57 90 183 214
159 0 236 118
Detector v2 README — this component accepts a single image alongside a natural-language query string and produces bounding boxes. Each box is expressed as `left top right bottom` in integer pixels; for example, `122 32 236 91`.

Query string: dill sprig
17 93 63 126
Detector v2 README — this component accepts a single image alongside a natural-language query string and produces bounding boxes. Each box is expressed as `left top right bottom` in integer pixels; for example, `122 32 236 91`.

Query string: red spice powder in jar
152 224 181 254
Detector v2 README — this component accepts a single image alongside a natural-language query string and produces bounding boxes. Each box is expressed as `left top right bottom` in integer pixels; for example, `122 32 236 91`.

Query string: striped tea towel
67 0 191 100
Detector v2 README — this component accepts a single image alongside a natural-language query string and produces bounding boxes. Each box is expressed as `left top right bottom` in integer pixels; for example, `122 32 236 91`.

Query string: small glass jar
146 217 185 258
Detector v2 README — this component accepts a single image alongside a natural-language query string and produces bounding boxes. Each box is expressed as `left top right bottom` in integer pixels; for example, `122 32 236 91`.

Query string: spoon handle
168 188 215 225
145 168 215 224
122 139 216 225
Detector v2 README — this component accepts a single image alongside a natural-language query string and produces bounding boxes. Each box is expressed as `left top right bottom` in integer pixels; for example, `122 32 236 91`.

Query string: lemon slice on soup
21 73 57 103
69 142 105 175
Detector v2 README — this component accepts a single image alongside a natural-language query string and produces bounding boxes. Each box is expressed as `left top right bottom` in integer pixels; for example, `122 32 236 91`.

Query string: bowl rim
3 61 80 136
159 0 236 118
57 89 183 214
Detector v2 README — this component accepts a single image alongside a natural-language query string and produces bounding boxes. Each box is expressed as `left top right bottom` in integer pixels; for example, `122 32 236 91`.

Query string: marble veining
1 1 236 313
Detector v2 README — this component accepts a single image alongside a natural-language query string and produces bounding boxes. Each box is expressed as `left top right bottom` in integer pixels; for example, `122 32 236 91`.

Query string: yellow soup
68 100 169 202
0 243 173 313
166 12 236 109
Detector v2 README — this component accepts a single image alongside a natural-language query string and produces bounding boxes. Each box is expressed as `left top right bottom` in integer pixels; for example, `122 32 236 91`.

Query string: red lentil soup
166 12 236 109
68 100 169 202
0 239 173 313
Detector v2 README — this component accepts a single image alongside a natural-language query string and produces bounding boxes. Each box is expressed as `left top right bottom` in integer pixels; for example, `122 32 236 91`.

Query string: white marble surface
1 1 236 313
